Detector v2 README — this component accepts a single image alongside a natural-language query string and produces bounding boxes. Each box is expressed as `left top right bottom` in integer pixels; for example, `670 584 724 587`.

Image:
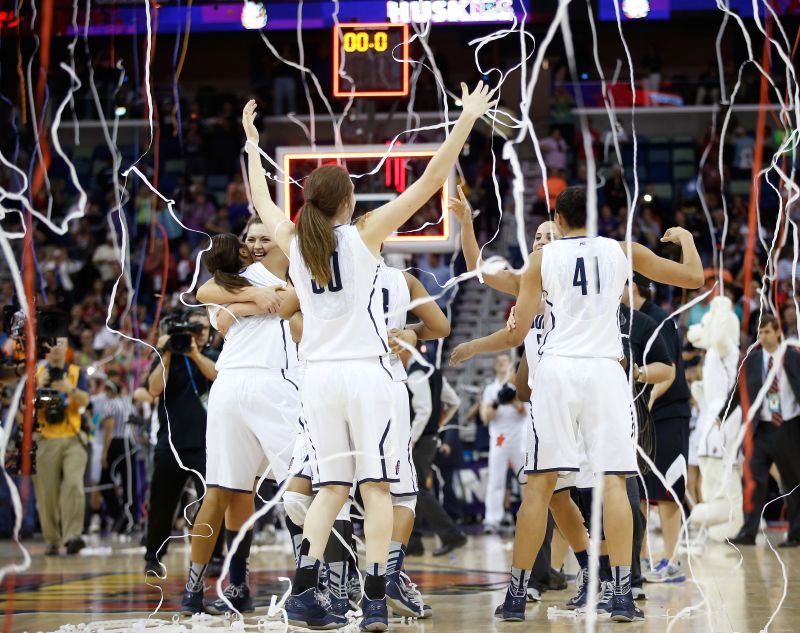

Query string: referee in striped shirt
98 373 138 534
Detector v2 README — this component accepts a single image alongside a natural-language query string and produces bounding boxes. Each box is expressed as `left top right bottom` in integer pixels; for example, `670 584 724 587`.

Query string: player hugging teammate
183 83 493 632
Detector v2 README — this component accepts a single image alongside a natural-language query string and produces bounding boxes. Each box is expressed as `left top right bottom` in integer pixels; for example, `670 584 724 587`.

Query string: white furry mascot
687 296 744 542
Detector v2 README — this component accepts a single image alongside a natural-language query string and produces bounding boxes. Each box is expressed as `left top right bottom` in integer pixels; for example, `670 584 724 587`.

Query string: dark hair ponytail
296 164 352 286
201 233 252 293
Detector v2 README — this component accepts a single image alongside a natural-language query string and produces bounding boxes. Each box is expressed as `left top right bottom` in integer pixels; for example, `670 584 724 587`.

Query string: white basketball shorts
301 358 398 487
525 356 638 477
389 380 417 498
205 368 300 492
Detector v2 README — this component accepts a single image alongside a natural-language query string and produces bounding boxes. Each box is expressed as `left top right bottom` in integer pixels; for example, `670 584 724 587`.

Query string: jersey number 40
573 256 601 296
311 252 344 294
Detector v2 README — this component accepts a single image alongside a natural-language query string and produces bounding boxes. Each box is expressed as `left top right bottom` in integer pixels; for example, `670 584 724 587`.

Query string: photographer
143 309 220 574
32 337 90 555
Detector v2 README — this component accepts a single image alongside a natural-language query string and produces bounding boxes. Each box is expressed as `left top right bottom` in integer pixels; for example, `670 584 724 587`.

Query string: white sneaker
644 559 685 583
526 586 541 603
89 514 102 534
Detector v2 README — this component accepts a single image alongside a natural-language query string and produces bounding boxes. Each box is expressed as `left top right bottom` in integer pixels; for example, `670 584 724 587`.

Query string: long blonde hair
296 164 352 286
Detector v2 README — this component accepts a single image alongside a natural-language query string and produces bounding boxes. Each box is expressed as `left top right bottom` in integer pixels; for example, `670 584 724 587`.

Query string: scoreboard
333 22 410 98
275 144 456 254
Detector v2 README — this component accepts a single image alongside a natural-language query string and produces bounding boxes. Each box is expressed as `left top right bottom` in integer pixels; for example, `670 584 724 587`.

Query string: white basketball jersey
539 236 627 360
210 263 297 371
290 225 389 362
522 307 553 389
379 263 410 382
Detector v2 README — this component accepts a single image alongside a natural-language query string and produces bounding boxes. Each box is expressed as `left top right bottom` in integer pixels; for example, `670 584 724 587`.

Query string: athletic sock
293 539 321 595
226 528 254 586
613 565 632 594
363 563 386 600
387 541 406 576
599 555 612 582
509 566 529 598
285 517 304 566
327 560 349 600
186 561 208 593
574 550 589 570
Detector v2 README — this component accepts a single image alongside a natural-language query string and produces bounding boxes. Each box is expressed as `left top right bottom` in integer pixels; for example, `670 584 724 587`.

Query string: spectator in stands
539 128 568 173
93 234 119 283
783 305 798 339
604 165 628 213
732 126 755 178
598 203 619 237
204 205 232 236
537 168 568 211
272 44 298 115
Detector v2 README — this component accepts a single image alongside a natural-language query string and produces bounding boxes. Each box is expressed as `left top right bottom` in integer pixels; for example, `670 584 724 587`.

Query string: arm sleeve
407 371 433 443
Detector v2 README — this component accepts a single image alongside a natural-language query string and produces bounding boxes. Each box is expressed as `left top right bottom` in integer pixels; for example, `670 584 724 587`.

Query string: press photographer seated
33 337 90 556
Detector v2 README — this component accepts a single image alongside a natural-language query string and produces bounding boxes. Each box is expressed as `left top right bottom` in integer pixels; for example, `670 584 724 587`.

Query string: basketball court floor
1 530 796 632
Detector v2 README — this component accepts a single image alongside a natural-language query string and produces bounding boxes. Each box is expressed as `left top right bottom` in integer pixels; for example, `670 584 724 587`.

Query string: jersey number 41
573 256 601 296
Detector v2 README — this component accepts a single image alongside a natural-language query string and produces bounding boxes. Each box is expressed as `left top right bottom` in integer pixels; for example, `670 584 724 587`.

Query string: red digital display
333 22 410 98
277 147 454 252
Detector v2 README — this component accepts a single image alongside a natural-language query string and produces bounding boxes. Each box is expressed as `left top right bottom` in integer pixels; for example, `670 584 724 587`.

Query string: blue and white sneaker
347 567 363 609
644 558 685 583
595 580 615 616
180 586 204 616
359 595 388 631
610 586 645 622
205 583 254 615
286 587 348 630
399 571 432 618
566 567 589 609
493 587 526 621
386 572 423 618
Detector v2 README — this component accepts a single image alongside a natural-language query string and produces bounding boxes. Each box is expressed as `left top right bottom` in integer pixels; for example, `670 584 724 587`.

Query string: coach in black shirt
626 274 692 581
143 309 220 574
725 315 800 547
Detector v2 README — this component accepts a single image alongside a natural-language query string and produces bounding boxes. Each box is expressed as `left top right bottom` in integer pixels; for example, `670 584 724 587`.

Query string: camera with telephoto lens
496 384 517 405
35 388 67 424
162 313 204 354
1 305 69 359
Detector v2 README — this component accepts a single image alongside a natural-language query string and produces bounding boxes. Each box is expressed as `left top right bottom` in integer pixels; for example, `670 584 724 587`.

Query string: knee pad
336 498 352 522
283 491 312 525
392 495 417 513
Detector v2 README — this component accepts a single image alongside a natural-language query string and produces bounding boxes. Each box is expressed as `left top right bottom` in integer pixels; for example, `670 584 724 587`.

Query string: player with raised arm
450 186 703 623
242 82 494 631
180 232 298 616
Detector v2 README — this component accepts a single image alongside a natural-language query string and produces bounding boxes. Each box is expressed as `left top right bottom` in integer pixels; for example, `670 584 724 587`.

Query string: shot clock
333 22 410 98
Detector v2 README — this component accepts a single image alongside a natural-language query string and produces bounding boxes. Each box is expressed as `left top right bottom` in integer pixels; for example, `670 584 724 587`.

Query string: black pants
100 438 139 529
628 478 645 587
144 447 223 560
742 418 800 541
412 435 462 543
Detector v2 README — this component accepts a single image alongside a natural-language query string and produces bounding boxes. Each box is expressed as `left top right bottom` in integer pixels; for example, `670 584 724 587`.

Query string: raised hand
459 81 496 121
660 227 692 245
450 341 476 367
449 185 474 225
242 99 260 147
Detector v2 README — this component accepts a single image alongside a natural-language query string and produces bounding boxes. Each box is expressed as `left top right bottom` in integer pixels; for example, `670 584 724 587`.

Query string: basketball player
180 233 297 615
453 191 597 609
242 82 494 630
278 259 450 619
451 186 703 622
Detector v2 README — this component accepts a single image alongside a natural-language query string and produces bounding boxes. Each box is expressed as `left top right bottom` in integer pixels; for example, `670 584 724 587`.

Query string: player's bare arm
215 302 263 336
359 82 495 254
243 100 295 256
450 251 543 367
514 352 531 402
196 278 281 314
451 184 522 296
623 227 704 289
